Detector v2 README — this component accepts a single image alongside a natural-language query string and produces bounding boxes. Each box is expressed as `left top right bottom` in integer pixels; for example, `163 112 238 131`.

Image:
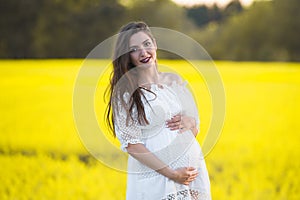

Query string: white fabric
114 80 211 200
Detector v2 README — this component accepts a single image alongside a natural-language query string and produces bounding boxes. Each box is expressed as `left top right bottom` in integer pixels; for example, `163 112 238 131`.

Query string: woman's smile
140 56 151 63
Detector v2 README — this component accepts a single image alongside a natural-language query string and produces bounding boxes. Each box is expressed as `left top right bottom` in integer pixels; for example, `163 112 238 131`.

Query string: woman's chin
137 62 156 69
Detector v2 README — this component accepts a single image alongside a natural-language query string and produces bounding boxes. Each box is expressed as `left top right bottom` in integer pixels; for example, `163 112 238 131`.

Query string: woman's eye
130 48 138 53
144 41 151 47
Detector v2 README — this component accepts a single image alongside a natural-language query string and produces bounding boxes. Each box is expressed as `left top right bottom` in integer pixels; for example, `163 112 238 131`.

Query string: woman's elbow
126 143 143 154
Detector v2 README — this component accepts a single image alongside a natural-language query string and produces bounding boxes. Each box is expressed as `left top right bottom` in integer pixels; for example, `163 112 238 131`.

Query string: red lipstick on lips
140 57 151 63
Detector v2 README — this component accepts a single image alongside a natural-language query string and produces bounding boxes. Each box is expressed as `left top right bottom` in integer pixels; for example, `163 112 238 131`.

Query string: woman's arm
126 143 198 185
161 73 200 137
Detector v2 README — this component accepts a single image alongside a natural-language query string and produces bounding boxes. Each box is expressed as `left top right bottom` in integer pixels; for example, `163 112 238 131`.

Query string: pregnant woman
106 21 211 200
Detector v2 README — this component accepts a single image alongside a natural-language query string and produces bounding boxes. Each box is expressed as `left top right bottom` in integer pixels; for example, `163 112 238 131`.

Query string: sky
171 0 255 7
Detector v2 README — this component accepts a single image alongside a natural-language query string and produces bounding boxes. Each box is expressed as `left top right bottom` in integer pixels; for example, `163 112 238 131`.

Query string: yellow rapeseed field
0 59 299 199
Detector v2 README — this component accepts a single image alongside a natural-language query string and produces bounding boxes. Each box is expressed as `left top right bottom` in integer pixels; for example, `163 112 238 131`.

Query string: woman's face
129 31 157 68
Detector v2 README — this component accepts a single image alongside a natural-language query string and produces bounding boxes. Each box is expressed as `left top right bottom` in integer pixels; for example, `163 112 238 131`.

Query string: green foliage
32 0 127 58
272 0 300 61
186 1 242 27
196 0 300 61
0 0 299 61
0 0 42 58
126 0 188 29
223 0 243 17
187 5 211 27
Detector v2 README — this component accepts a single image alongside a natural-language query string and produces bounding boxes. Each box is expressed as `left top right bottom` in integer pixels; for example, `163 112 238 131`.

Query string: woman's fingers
173 167 199 185
189 172 199 180
172 114 181 120
166 114 182 130
187 168 198 183
169 116 181 123
183 167 198 184
167 115 197 133
166 122 179 129
183 174 198 185
166 121 180 128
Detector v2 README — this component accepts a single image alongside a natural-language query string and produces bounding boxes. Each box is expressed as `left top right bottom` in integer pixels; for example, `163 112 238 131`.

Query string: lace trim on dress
161 189 211 200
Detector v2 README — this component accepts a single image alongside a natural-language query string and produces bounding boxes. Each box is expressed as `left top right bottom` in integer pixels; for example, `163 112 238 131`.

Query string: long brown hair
105 21 156 137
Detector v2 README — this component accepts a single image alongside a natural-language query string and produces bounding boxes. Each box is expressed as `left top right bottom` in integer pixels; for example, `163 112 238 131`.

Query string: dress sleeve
113 92 144 152
171 81 200 131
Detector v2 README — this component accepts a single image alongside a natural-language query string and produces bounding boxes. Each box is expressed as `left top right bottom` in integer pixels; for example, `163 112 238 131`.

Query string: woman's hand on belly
166 114 198 137
170 167 199 186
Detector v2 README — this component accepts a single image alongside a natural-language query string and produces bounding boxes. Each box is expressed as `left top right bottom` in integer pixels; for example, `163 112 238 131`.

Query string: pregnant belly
143 129 202 168
143 127 179 152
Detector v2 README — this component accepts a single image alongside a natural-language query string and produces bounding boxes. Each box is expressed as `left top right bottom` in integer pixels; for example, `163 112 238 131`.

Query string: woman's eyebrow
142 39 150 44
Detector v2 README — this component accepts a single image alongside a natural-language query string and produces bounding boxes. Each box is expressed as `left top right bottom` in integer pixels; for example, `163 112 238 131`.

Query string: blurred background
0 0 300 199
0 0 299 61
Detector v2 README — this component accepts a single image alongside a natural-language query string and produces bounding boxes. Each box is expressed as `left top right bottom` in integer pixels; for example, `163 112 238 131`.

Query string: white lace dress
114 81 211 200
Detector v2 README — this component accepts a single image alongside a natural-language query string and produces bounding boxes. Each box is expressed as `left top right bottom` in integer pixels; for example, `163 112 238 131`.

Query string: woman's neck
137 65 160 87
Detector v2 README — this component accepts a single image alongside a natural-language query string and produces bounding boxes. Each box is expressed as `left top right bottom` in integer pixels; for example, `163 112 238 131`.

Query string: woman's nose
139 47 147 56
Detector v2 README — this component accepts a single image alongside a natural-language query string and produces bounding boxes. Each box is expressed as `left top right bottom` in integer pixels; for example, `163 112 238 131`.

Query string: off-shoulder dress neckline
139 80 187 92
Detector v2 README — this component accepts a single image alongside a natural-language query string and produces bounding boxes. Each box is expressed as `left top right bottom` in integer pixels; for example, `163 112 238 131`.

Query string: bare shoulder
159 72 183 86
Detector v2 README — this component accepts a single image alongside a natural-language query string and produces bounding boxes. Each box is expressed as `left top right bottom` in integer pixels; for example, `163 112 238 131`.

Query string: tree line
0 0 299 61
195 0 300 61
